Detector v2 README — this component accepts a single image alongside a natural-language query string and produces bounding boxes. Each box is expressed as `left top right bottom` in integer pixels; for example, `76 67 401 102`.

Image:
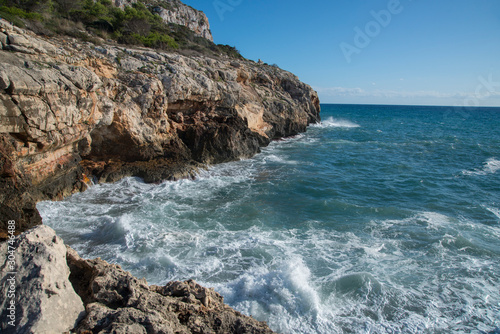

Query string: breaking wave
312 117 360 129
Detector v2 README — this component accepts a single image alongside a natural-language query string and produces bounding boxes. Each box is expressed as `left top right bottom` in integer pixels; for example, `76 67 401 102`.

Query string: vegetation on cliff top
0 0 242 58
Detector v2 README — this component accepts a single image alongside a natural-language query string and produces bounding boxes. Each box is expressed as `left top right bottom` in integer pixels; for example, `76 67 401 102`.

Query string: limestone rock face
154 0 214 41
0 136 42 239
112 0 213 41
67 246 275 333
0 225 85 334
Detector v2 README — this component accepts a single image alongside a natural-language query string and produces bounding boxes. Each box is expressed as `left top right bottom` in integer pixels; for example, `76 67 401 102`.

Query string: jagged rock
67 246 275 334
0 63 42 95
0 94 24 133
0 67 10 89
3 44 37 54
0 225 85 334
4 31 56 55
0 224 274 333
155 0 213 41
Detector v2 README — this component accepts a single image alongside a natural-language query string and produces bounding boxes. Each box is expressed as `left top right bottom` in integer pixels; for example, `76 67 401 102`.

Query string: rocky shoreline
1 225 275 333
0 2 320 332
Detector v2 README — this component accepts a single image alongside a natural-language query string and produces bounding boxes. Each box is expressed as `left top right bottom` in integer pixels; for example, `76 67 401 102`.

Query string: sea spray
38 104 500 334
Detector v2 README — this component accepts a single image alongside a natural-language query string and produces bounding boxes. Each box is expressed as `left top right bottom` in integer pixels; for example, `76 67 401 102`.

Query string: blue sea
38 104 500 334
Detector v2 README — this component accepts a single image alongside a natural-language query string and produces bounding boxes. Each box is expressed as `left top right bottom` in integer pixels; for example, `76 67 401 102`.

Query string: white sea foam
371 211 453 233
36 118 500 334
419 211 454 230
312 117 360 129
39 186 500 334
262 154 298 165
215 255 337 334
484 158 500 174
462 158 500 176
483 205 500 221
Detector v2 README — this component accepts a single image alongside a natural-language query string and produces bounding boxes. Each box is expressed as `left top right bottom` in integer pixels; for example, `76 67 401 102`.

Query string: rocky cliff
113 0 214 41
0 18 320 237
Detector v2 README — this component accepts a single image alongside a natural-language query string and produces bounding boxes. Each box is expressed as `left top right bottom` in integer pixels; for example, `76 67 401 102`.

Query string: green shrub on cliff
69 0 114 26
0 5 43 27
0 0 52 12
0 0 243 58
130 31 178 49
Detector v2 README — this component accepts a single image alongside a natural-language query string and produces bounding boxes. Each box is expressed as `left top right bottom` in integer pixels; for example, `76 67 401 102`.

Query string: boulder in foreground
0 225 85 334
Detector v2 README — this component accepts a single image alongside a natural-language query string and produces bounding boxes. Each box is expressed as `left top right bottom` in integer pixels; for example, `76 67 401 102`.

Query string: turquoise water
39 104 500 333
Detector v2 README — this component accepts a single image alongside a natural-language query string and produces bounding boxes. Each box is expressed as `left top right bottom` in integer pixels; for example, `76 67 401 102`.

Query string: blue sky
182 0 500 106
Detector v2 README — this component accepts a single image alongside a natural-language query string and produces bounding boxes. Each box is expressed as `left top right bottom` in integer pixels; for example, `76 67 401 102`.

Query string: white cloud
313 86 365 96
313 86 500 106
